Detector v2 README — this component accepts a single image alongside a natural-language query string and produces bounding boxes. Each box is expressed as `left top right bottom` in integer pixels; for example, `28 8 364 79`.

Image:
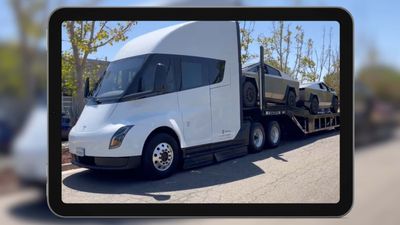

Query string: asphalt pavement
61 130 340 203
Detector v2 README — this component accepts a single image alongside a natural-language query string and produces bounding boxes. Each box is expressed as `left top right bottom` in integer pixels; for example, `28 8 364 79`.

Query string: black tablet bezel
48 7 353 217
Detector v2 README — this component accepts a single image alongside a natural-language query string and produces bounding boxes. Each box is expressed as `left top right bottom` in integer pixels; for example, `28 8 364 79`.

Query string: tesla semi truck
68 21 340 179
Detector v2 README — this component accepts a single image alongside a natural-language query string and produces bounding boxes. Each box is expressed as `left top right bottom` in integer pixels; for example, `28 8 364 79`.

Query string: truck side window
266 65 281 77
138 58 157 92
208 59 225 84
141 55 178 93
126 54 171 94
180 57 208 90
164 58 176 92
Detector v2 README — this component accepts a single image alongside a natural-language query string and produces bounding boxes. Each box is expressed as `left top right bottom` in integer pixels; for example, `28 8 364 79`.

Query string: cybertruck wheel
243 80 257 107
249 122 265 153
331 97 339 113
141 133 180 179
310 96 319 115
286 90 296 107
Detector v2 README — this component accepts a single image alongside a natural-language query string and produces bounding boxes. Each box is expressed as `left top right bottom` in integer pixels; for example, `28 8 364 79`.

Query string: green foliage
358 65 400 105
62 52 77 96
324 71 340 98
0 45 23 96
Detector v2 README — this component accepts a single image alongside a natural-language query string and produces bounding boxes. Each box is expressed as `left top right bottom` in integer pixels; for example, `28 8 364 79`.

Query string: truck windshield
93 55 146 99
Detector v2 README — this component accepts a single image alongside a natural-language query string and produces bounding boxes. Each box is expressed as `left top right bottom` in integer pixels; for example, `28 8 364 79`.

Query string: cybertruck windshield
92 55 147 99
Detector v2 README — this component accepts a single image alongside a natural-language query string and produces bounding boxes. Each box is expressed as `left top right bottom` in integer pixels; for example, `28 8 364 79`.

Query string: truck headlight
109 125 133 149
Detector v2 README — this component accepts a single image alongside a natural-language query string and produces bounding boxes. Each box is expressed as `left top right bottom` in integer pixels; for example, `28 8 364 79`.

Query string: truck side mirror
84 77 90 98
154 63 168 92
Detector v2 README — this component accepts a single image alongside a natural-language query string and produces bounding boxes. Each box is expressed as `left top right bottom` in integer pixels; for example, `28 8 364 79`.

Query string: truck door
265 65 286 101
319 83 331 107
177 56 212 147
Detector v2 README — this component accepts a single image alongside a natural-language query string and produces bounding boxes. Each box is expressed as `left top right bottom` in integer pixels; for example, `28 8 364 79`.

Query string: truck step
182 143 248 169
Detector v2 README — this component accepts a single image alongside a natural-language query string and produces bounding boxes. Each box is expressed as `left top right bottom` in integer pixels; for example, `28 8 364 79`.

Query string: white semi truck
69 21 340 179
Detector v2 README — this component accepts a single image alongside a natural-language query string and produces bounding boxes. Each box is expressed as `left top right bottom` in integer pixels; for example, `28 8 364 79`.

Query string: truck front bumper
71 154 141 170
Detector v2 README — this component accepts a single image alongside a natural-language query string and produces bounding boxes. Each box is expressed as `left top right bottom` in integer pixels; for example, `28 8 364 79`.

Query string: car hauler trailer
69 21 340 179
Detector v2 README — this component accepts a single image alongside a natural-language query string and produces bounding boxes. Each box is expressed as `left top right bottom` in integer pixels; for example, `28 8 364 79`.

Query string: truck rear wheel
243 80 257 107
141 133 180 179
265 120 281 148
248 122 265 153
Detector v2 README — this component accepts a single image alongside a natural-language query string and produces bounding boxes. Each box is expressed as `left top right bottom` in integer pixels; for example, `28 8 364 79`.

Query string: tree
9 0 49 104
258 22 306 78
292 25 304 80
316 27 328 81
264 21 289 72
239 21 257 65
300 38 317 83
63 21 136 118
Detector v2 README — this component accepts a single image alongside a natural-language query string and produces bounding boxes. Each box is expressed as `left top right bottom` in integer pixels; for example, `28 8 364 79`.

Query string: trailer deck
244 105 340 134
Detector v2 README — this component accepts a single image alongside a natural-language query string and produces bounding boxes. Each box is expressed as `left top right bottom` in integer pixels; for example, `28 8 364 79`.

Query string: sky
61 21 339 69
1 0 400 72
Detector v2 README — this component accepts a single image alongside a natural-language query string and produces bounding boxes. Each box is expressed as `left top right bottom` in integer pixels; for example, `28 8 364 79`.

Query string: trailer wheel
243 80 257 107
248 122 265 153
265 120 281 148
141 133 180 179
331 96 339 113
310 96 319 115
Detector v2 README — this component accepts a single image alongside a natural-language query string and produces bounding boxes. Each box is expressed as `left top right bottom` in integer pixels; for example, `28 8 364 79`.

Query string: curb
62 163 79 171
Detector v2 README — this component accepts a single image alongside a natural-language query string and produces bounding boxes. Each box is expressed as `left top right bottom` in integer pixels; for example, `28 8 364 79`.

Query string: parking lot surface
62 130 339 203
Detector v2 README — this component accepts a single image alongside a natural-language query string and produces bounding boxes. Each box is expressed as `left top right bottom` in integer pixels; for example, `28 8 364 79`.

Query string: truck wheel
141 133 180 179
265 120 281 148
331 97 339 113
243 81 257 107
248 122 265 153
310 96 319 115
286 90 296 107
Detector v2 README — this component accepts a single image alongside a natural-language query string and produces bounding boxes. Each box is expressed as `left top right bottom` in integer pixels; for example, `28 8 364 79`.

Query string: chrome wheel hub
152 142 174 171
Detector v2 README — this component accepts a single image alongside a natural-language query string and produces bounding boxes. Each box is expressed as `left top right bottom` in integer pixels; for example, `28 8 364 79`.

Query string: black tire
265 120 281 148
248 122 265 153
243 80 257 107
331 96 339 113
286 89 296 107
310 96 319 115
141 133 180 179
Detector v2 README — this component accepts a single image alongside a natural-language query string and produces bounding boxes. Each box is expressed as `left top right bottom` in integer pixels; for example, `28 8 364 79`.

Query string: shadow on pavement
63 130 339 201
8 194 151 224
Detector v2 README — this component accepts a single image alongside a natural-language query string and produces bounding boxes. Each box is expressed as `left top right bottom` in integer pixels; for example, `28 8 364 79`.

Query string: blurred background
0 0 399 224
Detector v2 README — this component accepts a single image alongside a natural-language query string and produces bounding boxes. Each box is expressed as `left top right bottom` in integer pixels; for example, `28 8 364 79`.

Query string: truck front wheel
141 133 180 179
265 120 281 148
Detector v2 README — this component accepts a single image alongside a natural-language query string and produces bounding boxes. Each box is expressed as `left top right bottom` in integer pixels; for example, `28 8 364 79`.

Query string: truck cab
69 21 243 178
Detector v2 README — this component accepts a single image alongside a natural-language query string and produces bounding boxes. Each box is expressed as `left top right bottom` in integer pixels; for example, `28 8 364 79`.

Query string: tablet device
48 7 353 217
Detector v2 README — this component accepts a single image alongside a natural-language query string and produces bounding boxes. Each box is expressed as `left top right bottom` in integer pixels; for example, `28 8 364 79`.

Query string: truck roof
113 21 238 62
